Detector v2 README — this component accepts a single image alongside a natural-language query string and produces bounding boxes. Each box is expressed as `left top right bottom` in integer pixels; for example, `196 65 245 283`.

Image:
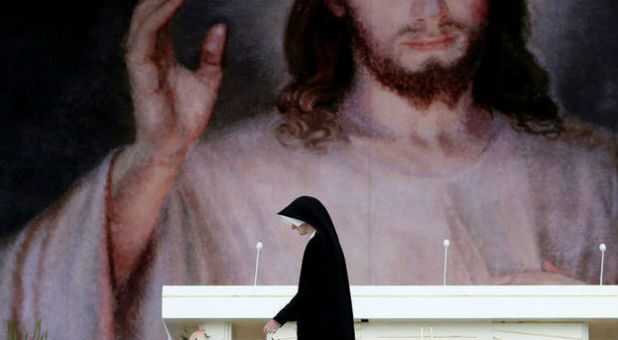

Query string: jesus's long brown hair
276 0 563 150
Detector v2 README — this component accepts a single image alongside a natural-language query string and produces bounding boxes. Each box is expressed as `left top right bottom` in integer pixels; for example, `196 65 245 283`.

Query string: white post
443 239 450 286
254 241 263 286
599 243 606 286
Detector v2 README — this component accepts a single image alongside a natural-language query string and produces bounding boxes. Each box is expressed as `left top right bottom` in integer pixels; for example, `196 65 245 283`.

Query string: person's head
276 0 563 150
292 222 316 236
278 196 342 247
278 213 316 236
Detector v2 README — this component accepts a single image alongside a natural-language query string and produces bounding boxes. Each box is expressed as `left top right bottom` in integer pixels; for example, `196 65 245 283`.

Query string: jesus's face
342 0 488 71
330 0 489 107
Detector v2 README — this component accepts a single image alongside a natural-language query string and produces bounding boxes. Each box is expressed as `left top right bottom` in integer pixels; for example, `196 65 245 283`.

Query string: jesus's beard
345 13 485 110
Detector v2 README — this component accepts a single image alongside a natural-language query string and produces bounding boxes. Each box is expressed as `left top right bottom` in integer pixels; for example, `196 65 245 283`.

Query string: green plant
5 318 47 340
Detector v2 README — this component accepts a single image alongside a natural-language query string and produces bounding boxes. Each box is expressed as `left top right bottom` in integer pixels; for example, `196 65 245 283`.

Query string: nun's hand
263 319 281 334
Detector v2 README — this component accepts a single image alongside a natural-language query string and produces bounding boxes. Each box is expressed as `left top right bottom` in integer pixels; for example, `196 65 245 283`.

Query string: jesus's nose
410 0 448 19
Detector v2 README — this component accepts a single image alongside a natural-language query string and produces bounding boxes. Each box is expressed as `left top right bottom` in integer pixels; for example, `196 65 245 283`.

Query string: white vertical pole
443 239 450 286
254 241 263 286
599 243 606 286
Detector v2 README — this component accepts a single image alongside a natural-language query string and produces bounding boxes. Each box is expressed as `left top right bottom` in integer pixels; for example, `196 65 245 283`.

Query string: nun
263 196 355 340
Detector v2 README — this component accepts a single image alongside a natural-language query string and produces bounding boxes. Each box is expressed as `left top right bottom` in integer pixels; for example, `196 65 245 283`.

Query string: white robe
1 112 617 339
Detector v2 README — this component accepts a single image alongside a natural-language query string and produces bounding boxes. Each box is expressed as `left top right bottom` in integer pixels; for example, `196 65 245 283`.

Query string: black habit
273 196 355 340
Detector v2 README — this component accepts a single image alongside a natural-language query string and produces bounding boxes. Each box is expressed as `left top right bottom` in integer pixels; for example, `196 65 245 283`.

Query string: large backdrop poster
1 0 617 339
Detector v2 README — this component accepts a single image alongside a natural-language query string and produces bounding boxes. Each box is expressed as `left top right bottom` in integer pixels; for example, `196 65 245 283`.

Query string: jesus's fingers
195 24 227 87
127 0 184 65
128 0 168 39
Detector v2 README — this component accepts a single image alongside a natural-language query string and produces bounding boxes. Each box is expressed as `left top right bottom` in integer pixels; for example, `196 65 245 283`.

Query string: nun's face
292 223 315 236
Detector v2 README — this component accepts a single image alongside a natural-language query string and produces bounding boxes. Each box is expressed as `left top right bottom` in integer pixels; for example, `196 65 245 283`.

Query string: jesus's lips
401 35 457 51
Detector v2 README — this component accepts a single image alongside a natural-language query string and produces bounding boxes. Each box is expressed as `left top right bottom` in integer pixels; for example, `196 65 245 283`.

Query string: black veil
278 196 344 254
